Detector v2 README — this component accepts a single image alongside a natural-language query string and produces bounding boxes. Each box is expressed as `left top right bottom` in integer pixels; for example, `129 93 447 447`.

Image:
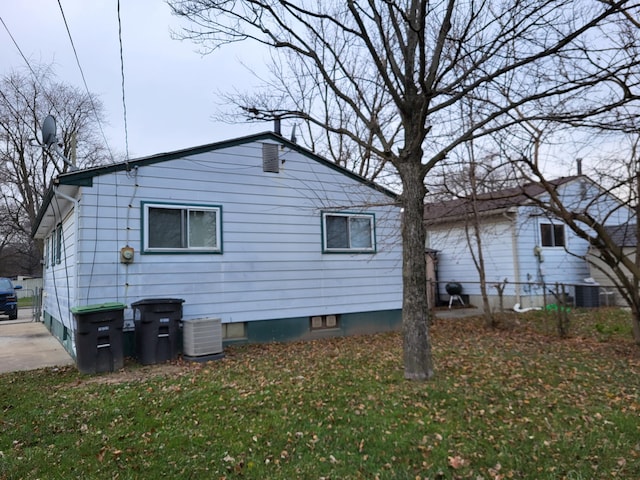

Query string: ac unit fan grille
183 318 223 357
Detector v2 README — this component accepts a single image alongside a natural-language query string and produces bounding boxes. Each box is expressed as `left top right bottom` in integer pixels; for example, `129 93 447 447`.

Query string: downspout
504 208 521 306
53 187 80 311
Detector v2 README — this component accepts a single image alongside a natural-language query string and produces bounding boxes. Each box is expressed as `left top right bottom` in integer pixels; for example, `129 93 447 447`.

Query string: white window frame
321 211 376 253
55 224 62 264
142 202 222 254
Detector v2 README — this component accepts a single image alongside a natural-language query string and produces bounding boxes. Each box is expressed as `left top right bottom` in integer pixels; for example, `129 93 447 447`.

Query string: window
142 202 222 253
49 236 54 267
44 237 49 269
322 212 375 253
540 223 565 247
55 224 62 264
47 226 62 267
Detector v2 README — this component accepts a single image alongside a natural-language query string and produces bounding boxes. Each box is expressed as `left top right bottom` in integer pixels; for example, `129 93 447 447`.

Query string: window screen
144 203 221 253
323 212 375 252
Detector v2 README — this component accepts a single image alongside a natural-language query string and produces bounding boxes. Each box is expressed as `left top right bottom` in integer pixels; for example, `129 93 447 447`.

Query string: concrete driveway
0 308 74 374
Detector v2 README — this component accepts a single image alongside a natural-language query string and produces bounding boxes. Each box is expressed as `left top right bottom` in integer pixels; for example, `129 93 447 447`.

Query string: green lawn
16 297 32 308
1 309 639 479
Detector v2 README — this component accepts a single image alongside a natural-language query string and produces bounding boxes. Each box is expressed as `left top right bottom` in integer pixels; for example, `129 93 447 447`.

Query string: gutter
425 206 514 226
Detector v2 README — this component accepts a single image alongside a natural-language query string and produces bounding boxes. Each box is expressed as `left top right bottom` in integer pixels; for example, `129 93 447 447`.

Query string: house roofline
425 205 519 226
32 131 399 237
423 176 588 222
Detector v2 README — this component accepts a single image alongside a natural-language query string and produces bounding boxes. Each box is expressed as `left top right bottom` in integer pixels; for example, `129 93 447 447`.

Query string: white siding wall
427 204 598 302
426 178 635 308
511 206 591 303
427 216 517 296
553 180 633 226
73 141 402 324
42 202 77 331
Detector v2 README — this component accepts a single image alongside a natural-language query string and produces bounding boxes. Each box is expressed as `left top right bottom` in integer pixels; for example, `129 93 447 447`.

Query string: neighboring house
587 223 638 306
424 176 633 310
32 131 403 357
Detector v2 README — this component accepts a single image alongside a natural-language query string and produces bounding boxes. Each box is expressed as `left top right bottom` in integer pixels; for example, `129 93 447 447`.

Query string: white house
424 176 633 310
587 223 637 306
32 132 403 357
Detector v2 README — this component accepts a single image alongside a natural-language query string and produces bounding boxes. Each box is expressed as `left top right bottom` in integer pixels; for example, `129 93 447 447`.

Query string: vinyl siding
427 205 596 299
41 203 77 332
63 140 401 327
426 216 517 296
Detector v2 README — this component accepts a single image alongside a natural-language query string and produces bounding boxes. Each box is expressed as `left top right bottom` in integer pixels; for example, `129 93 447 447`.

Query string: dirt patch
70 358 204 386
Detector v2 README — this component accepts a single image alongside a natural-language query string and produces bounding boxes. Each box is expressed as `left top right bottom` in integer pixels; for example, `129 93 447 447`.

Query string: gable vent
262 143 280 173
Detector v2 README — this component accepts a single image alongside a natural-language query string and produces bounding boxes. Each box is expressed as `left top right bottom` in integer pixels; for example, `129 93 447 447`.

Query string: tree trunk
465 211 494 326
398 161 434 381
631 307 640 345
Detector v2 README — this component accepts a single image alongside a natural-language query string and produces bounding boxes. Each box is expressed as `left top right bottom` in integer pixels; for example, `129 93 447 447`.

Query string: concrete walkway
0 319 74 374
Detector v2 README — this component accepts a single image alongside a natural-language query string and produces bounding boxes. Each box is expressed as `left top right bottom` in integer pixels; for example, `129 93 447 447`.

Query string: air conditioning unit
182 317 224 362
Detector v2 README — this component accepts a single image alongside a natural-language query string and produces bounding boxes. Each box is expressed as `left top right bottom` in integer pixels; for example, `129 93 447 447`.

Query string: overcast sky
1 2 623 178
1 1 273 160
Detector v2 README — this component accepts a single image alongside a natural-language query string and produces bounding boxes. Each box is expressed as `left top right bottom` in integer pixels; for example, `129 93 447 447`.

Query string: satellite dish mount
40 115 78 171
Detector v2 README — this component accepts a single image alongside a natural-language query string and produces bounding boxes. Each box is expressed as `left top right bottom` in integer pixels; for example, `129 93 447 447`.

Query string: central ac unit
182 317 224 362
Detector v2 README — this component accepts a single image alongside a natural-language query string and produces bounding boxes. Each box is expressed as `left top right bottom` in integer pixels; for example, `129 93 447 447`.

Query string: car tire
9 312 17 320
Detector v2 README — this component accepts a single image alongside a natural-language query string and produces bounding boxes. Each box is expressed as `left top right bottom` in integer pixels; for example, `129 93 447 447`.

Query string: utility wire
117 0 130 161
56 0 115 162
0 15 43 87
0 14 65 120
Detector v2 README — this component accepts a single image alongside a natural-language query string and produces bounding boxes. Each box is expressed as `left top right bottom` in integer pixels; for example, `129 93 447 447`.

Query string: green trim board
44 307 402 362
230 309 402 345
42 311 76 359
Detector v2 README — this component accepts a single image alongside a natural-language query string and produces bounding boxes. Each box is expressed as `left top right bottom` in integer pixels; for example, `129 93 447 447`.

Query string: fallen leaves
2 314 639 478
448 455 466 469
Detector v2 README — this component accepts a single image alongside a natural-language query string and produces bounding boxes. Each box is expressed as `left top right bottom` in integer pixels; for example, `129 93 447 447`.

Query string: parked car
0 278 22 320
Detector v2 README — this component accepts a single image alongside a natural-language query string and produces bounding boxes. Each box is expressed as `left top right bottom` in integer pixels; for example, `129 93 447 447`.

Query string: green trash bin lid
71 302 127 314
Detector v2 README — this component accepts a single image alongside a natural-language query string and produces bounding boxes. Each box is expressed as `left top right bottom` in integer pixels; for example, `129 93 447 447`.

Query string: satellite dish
42 115 57 147
38 114 79 171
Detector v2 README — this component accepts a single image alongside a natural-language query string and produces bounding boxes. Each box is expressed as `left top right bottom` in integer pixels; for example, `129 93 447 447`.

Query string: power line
56 0 115 162
0 15 42 87
0 14 65 120
117 0 130 161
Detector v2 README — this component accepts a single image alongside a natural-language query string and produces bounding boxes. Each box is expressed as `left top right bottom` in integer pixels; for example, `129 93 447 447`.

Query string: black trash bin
131 298 184 365
71 303 126 374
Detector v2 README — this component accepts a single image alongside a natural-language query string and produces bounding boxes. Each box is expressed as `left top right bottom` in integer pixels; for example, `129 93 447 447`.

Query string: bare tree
505 7 640 343
0 66 112 273
518 132 640 344
170 0 640 379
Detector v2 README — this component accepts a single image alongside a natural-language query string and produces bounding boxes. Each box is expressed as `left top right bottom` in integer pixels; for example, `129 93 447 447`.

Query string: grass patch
1 312 639 479
519 306 633 342
17 297 32 308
